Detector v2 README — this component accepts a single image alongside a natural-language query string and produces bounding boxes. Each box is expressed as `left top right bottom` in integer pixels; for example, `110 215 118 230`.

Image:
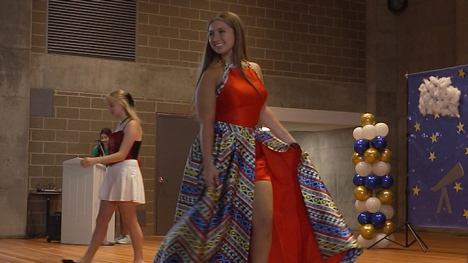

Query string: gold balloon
354 186 371 201
361 113 376 126
360 224 376 240
352 152 363 165
363 148 381 164
377 189 394 205
383 220 395 234
380 148 393 163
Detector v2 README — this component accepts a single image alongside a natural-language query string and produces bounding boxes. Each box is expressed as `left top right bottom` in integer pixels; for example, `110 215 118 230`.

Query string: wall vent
47 0 136 61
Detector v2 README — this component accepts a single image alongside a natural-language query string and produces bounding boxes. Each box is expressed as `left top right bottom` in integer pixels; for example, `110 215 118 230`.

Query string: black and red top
108 129 141 165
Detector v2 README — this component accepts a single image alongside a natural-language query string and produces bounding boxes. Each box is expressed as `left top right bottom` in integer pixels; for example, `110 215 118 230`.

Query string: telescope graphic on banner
432 162 464 214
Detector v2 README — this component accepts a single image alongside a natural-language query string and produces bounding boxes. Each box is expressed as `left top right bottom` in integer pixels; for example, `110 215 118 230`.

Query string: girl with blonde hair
63 89 145 263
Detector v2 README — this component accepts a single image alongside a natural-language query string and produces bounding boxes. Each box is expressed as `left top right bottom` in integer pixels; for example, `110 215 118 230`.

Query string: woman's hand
288 142 300 148
80 157 97 168
203 163 219 188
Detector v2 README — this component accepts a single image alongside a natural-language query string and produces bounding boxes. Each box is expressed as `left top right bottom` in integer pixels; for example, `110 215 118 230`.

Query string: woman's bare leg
118 202 144 263
119 212 130 237
250 180 273 263
78 200 118 263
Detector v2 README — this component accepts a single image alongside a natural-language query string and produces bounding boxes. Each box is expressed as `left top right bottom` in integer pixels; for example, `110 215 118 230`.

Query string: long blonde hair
105 89 141 124
196 11 249 87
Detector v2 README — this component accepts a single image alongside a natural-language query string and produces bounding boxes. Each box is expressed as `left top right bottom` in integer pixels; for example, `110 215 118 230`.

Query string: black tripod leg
368 223 407 249
406 223 428 251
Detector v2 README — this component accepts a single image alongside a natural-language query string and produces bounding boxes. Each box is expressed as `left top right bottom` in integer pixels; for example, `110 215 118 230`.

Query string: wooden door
154 113 199 235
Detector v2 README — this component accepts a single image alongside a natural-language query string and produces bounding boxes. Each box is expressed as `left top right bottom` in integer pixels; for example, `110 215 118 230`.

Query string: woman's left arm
259 106 297 145
250 62 297 145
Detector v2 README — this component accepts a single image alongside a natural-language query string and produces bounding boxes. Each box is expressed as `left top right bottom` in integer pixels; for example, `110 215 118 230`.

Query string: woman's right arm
195 68 219 187
91 145 99 157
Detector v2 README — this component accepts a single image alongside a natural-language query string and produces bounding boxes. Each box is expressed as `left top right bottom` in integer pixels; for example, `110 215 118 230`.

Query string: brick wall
31 0 366 83
28 0 366 235
136 0 366 82
28 90 192 234
31 0 46 53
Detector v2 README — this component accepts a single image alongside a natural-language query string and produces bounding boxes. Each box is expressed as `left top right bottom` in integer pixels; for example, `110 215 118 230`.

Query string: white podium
61 158 115 244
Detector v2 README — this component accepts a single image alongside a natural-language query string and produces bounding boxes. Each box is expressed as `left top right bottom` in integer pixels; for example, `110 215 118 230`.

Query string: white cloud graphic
418 76 461 118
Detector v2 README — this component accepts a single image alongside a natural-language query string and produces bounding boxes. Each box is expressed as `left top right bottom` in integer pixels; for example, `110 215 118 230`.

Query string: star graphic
434 113 440 119
413 185 421 195
464 209 468 219
457 122 465 133
429 152 436 162
414 122 420 132
459 68 466 78
430 133 438 143
454 182 463 193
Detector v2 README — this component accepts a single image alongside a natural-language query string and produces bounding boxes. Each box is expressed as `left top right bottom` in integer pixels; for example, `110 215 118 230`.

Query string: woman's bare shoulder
125 120 143 138
248 61 262 71
200 62 225 85
247 61 264 81
205 62 225 76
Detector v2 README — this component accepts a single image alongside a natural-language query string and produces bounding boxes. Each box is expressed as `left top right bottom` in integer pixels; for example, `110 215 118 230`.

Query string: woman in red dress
154 12 361 263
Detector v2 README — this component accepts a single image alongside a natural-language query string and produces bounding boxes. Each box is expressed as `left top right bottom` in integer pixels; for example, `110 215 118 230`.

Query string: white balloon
365 197 382 213
362 125 377 140
355 161 372 177
353 127 364 140
386 163 391 174
355 200 367 212
375 123 389 137
380 205 394 219
374 233 395 248
357 234 376 248
373 161 389 176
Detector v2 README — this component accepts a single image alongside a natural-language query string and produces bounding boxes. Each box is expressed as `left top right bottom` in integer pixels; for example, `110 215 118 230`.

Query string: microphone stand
95 139 107 156
99 142 106 156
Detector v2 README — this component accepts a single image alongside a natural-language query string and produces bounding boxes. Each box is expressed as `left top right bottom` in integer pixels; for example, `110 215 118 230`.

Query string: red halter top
214 65 267 128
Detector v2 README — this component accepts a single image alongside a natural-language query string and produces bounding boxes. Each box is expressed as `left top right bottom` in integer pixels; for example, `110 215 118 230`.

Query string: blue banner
408 64 468 228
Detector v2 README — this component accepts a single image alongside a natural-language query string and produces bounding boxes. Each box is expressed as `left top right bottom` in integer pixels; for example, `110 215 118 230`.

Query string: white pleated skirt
99 159 146 204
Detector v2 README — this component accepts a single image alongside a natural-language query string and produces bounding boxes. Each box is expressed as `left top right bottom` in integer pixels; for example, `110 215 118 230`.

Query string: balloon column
353 113 395 248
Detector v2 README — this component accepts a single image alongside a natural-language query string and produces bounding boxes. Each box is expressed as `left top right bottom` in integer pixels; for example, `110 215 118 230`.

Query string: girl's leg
118 201 144 263
250 180 273 263
116 209 131 243
120 212 129 236
79 200 118 263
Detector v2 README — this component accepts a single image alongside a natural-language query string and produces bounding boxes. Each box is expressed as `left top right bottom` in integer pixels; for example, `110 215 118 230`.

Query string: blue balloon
358 212 372 225
371 136 387 152
381 174 394 189
371 212 386 228
364 174 381 189
353 174 365 186
354 139 370 155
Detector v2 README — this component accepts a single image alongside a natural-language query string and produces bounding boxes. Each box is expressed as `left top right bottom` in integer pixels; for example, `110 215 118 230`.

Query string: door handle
158 176 168 184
